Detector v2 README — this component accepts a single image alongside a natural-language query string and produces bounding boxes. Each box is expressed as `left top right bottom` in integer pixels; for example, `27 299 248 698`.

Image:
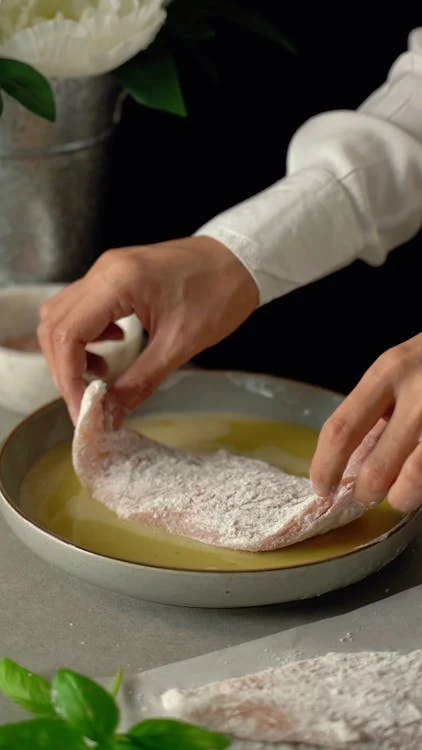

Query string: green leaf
0 58 56 121
202 2 296 54
183 19 216 40
0 658 55 718
167 14 216 41
114 37 187 117
52 669 119 743
172 35 219 88
110 668 124 699
0 718 87 750
128 718 231 749
0 91 3 116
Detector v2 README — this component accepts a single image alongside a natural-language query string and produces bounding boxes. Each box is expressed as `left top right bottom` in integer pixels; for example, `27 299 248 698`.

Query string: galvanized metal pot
0 75 122 285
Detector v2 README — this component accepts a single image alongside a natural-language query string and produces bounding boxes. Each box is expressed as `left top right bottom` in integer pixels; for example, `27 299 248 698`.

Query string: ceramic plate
0 370 420 608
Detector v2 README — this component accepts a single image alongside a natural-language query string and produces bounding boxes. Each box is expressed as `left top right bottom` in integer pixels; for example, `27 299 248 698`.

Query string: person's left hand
310 333 422 514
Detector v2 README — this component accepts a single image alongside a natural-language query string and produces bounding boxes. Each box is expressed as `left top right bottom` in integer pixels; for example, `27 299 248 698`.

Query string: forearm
195 29 422 306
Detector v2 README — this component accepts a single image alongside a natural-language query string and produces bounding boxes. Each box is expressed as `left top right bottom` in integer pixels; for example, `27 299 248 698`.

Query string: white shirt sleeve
194 29 422 306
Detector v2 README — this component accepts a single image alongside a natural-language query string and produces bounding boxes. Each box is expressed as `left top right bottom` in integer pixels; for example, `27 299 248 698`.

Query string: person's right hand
310 332 422 514
37 236 259 425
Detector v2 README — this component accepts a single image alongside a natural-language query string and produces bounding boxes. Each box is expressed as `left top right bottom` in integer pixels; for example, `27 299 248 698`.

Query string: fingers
311 363 422 513
353 393 422 507
388 442 422 513
310 366 394 496
38 281 84 392
38 282 125 423
111 327 188 415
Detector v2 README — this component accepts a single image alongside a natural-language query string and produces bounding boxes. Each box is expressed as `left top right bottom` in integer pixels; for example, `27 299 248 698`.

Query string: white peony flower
0 0 167 78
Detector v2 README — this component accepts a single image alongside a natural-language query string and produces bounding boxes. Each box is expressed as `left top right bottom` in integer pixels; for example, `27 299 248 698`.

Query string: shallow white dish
0 370 420 608
0 284 64 413
0 284 143 413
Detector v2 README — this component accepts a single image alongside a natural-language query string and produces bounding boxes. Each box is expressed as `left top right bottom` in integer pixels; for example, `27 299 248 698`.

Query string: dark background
105 8 422 396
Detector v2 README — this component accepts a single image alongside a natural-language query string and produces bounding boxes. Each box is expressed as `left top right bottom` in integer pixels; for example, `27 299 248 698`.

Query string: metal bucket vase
0 75 121 285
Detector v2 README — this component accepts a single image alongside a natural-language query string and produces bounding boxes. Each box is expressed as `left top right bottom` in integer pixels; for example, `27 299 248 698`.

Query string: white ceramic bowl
0 370 420 608
0 284 144 414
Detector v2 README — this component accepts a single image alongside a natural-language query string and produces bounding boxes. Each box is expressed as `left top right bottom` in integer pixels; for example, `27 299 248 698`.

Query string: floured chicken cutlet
72 380 385 553
161 650 422 748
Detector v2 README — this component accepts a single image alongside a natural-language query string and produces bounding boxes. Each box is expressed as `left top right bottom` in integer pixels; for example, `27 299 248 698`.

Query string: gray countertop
1 405 421 724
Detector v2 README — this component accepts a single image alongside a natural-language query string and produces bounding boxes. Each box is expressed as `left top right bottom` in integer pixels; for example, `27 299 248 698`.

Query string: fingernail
311 480 337 497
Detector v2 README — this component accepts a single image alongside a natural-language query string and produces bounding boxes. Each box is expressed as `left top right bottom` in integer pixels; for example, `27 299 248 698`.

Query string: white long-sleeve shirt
195 29 422 306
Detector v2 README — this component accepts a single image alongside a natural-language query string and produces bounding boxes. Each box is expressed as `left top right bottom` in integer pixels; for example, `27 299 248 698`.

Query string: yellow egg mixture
19 413 402 571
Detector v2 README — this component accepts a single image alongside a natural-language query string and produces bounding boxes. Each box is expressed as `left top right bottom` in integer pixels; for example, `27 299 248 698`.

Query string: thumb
109 333 186 415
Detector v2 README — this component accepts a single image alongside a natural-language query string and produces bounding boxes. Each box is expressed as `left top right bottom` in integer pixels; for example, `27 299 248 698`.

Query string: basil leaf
52 669 119 743
110 668 124 698
114 36 187 117
0 718 87 749
128 718 231 749
0 58 56 121
100 737 144 750
0 658 55 717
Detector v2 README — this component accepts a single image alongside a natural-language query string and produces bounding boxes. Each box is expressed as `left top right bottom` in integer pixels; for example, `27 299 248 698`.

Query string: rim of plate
0 369 417 575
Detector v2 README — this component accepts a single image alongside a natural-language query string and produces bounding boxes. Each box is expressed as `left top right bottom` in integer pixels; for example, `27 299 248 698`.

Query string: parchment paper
115 584 422 749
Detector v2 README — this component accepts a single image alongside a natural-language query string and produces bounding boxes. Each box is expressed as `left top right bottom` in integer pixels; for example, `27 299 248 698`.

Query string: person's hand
37 236 259 424
310 333 422 514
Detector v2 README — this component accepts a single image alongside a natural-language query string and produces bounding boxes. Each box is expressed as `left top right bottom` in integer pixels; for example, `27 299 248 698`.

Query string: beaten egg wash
19 413 402 571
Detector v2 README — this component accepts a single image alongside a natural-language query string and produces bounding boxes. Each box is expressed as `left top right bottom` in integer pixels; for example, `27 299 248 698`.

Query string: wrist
193 234 260 309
